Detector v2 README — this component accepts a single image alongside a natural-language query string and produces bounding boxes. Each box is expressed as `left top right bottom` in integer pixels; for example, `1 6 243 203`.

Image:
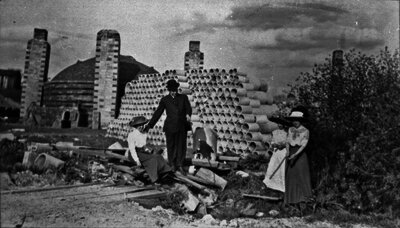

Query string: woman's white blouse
287 125 309 147
126 128 148 162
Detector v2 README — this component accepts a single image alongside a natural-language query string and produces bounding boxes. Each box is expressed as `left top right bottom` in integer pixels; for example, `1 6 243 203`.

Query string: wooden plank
104 151 131 162
111 164 134 175
186 174 216 187
218 155 240 162
174 172 209 194
191 159 219 168
84 186 156 199
191 159 232 170
126 190 166 199
242 193 281 201
195 168 227 190
42 186 155 200
1 182 109 195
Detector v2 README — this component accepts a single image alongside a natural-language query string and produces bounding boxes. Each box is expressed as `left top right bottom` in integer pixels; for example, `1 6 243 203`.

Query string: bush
287 48 400 216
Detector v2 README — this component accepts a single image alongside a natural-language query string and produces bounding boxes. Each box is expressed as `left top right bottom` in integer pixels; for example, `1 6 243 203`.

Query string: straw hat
129 116 148 128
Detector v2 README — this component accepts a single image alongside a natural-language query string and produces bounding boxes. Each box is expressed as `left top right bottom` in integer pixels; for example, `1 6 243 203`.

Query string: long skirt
130 150 172 183
284 146 312 204
263 148 286 192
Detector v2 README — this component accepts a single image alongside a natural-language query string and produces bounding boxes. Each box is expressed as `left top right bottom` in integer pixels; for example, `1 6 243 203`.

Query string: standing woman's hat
129 116 148 128
166 79 180 91
286 111 306 122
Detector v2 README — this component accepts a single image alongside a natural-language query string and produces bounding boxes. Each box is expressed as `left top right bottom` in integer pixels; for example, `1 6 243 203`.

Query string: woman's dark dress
284 128 312 204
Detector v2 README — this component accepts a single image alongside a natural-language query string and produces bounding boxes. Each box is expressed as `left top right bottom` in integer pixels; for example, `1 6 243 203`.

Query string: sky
0 0 399 92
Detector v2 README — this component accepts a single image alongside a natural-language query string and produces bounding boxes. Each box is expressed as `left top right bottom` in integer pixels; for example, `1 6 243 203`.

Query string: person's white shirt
125 128 147 166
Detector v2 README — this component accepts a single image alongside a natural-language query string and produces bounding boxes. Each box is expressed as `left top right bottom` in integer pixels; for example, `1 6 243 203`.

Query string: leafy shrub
287 48 400 216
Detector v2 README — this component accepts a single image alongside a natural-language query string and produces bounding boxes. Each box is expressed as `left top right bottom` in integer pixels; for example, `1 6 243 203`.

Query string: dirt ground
1 184 375 228
0 125 380 228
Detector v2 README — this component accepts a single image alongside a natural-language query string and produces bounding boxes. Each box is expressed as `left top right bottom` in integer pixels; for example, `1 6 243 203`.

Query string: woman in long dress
284 110 312 204
125 116 172 183
263 121 288 192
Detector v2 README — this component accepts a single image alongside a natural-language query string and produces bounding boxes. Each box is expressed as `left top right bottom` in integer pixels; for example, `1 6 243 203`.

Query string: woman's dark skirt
284 145 312 204
129 148 172 183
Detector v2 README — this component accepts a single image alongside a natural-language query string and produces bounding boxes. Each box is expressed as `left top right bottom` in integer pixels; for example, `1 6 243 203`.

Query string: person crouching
125 116 172 183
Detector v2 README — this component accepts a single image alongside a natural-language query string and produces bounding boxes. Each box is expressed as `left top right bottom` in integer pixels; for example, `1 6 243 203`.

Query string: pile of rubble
0 136 286 220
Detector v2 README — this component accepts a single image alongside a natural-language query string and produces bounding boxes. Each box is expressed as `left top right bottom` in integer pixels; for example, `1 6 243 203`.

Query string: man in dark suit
143 79 192 175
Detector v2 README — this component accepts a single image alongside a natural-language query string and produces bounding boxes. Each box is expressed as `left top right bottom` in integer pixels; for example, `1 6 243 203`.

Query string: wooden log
242 193 281 201
195 168 227 190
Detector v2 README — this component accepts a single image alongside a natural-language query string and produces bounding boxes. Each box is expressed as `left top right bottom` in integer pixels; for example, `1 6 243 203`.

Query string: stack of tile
107 69 280 155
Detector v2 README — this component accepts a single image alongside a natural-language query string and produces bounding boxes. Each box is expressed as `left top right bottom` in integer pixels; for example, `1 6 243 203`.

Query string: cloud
171 12 223 37
248 25 384 51
50 30 93 42
168 1 386 53
226 2 348 31
247 50 318 70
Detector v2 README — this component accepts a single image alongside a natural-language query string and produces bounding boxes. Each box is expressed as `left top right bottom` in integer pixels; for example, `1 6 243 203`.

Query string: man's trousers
165 130 187 168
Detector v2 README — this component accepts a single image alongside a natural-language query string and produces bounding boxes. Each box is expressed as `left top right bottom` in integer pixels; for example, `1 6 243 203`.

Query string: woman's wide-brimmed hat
285 111 307 122
129 116 148 128
166 79 180 91
269 116 292 126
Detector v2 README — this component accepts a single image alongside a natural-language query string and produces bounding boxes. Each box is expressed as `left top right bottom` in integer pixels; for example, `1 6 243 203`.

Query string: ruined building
0 69 21 102
0 69 22 121
42 29 157 128
20 28 50 119
184 41 204 71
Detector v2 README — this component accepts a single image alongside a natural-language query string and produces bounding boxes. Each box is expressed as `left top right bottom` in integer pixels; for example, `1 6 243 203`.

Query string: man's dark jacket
147 93 192 133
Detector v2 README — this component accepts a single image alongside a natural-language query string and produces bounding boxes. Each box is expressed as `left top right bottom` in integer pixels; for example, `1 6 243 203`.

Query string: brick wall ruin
20 28 50 120
93 30 121 129
184 41 204 71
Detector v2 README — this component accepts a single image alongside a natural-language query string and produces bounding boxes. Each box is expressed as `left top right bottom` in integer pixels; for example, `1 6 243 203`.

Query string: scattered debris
220 219 228 226
200 214 217 225
268 209 279 216
34 153 65 170
172 183 200 212
240 203 256 217
0 132 15 141
235 170 249 178
256 212 265 217
1 135 288 222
